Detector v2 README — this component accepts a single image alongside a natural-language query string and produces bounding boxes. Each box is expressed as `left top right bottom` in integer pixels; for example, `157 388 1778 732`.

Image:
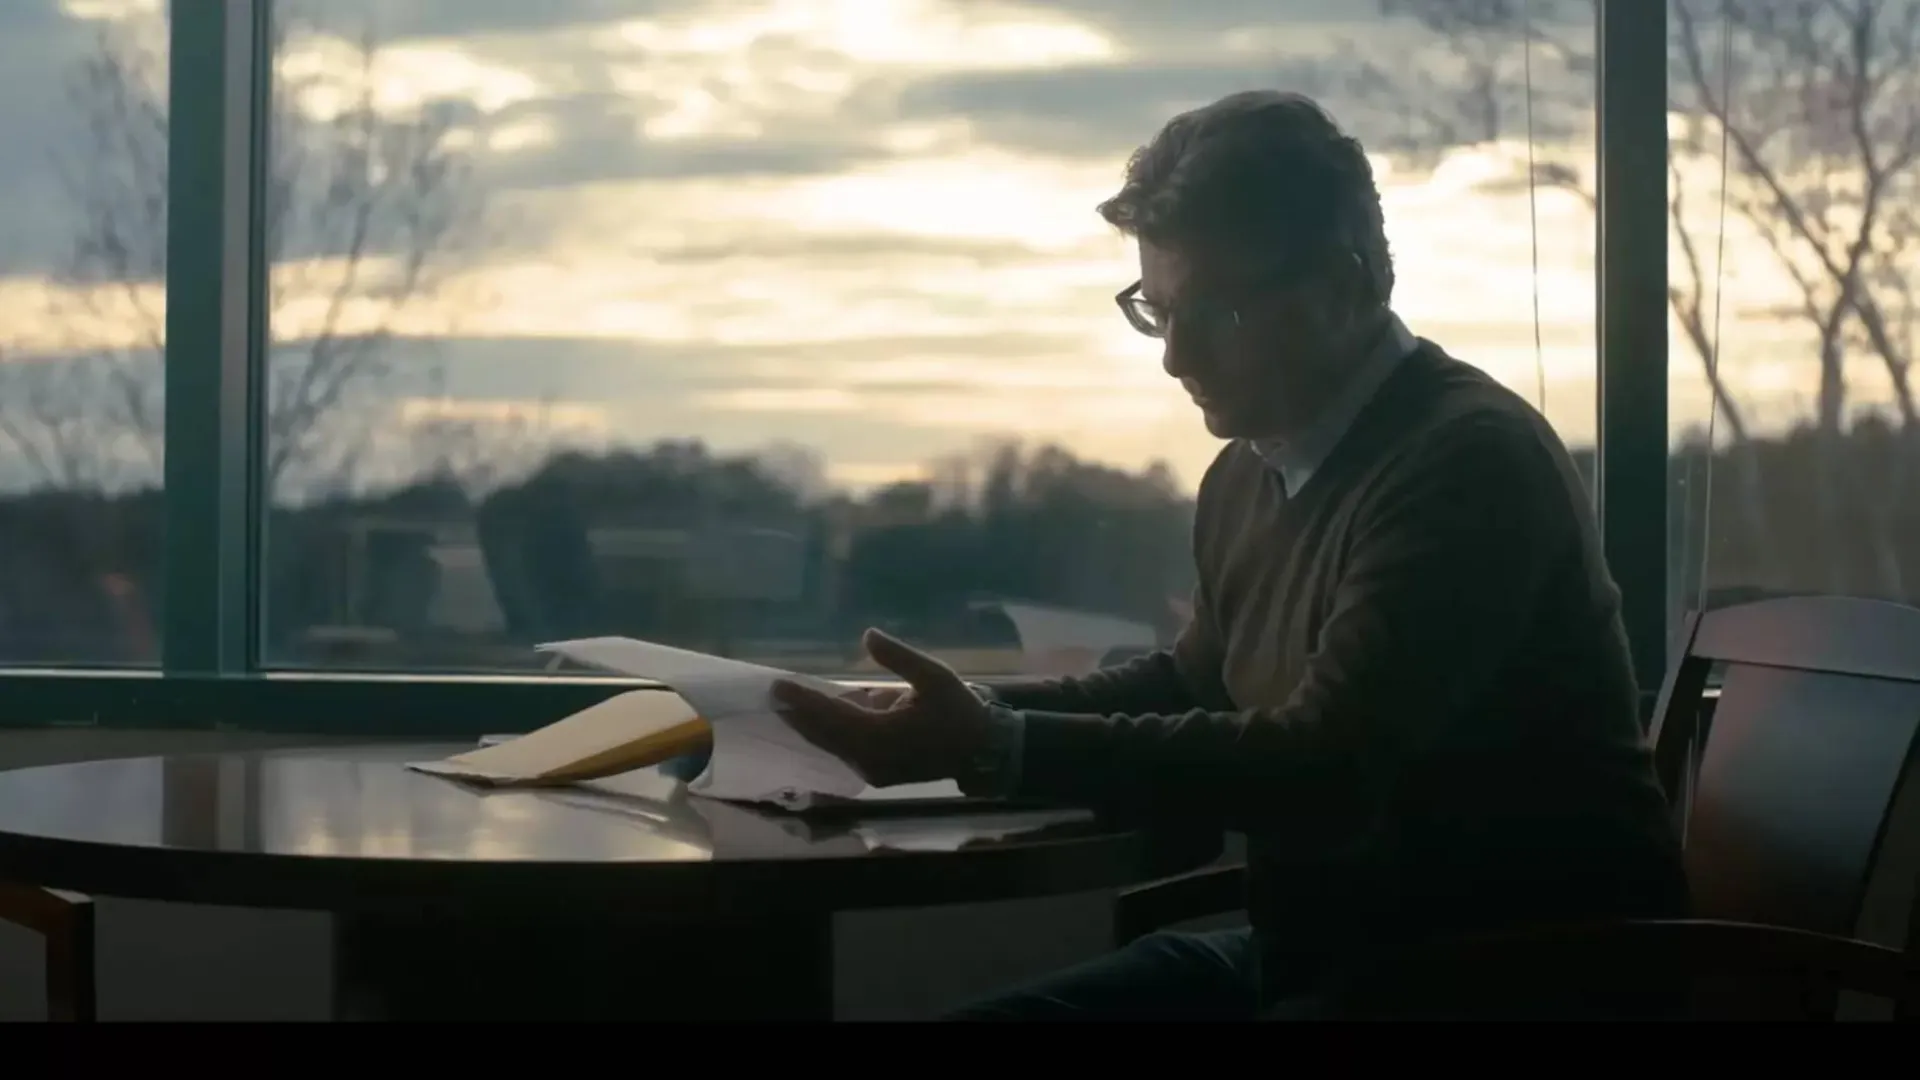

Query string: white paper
853 809 1094 852
538 637 871 804
466 732 974 810
764 779 967 812
977 601 1156 675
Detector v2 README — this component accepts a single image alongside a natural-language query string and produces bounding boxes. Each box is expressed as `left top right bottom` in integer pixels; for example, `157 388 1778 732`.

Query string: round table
0 745 1214 1020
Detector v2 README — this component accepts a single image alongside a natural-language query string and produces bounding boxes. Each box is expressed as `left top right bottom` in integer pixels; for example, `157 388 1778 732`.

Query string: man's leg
947 927 1260 1021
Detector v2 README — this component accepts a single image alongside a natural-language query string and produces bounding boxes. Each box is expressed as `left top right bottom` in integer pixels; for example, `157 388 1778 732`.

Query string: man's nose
1161 337 1194 379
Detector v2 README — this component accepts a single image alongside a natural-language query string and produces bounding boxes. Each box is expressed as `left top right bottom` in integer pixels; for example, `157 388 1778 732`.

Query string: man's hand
772 629 996 788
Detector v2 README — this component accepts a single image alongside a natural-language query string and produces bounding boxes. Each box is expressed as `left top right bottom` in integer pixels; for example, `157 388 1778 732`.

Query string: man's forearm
984 650 1204 716
1003 705 1362 830
963 641 1220 801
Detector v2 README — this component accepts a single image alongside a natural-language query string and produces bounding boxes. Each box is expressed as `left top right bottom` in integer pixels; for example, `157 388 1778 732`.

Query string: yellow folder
409 690 712 787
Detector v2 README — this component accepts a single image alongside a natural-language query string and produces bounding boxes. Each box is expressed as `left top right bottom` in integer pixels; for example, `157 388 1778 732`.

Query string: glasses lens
1123 297 1166 338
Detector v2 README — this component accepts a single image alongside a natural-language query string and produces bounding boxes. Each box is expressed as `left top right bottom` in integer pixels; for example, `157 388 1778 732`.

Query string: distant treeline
0 421 1907 665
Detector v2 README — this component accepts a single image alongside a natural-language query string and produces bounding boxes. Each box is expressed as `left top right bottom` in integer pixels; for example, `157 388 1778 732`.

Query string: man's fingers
862 628 958 695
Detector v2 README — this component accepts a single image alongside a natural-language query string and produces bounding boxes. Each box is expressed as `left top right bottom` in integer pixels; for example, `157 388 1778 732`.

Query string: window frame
0 0 1678 737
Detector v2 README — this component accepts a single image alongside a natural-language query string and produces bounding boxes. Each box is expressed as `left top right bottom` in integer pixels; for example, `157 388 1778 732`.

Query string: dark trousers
947 928 1286 1021
944 925 1672 1021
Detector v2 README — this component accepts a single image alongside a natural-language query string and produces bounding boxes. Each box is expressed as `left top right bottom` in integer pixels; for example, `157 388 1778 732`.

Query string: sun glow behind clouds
783 150 1124 249
586 0 1112 140
606 0 1113 71
60 0 160 20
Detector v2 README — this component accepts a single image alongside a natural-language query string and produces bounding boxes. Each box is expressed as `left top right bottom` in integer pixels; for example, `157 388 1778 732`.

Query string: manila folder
407 690 711 787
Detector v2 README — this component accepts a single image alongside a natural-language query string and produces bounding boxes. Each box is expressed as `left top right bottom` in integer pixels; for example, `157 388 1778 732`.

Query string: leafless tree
1671 0 1920 596
0 5 484 498
401 371 562 500
1351 0 1920 597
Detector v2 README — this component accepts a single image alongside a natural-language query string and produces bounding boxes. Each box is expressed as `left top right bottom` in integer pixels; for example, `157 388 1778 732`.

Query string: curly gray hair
1096 90 1394 305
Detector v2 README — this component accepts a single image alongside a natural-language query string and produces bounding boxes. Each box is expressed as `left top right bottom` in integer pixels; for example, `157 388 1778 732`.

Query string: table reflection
0 757 166 845
0 746 1102 866
254 753 713 862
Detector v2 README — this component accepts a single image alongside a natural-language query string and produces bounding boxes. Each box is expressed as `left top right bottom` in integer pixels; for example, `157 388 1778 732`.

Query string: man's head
1097 90 1394 440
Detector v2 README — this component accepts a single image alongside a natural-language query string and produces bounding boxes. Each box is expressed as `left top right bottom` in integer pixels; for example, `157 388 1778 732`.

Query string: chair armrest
0 883 91 937
1113 864 1247 946
1333 919 1919 1020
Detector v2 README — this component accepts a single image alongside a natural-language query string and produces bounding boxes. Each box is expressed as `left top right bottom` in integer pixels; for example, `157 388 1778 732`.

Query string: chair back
475 479 605 642
1651 596 1920 947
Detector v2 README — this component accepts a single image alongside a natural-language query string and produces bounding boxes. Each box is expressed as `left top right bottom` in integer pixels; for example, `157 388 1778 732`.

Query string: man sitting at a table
772 89 1688 1021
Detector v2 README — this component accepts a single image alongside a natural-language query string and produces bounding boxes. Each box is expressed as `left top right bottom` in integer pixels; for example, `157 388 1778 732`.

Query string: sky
0 0 1895 499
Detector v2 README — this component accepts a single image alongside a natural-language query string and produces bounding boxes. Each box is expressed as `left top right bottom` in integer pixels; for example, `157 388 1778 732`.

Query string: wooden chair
0 883 96 1021
1115 595 1920 1019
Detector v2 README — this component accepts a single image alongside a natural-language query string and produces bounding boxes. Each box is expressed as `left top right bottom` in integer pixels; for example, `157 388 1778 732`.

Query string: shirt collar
1250 312 1417 497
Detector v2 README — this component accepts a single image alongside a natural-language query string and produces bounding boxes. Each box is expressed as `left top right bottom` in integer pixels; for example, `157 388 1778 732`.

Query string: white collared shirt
1250 312 1418 497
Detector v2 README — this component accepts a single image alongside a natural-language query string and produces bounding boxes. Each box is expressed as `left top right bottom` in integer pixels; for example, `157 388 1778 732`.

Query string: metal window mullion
1594 0 1672 714
161 0 269 675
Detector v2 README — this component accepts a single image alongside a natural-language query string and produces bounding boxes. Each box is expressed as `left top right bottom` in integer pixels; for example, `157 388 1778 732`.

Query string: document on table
541 636 881 803
411 637 975 810
407 689 712 787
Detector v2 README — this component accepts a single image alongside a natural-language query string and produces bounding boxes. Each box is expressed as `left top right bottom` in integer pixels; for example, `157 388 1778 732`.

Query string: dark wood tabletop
0 744 1218 1019
0 743 1203 918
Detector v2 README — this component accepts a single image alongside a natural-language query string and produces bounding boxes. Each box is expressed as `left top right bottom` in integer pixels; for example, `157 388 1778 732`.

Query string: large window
1666 1 1920 638
0 1 168 666
255 0 1598 678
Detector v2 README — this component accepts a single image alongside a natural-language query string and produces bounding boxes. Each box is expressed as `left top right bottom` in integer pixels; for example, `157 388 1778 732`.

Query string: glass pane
0 1 167 666
1667 2 1920 643
261 1 1597 676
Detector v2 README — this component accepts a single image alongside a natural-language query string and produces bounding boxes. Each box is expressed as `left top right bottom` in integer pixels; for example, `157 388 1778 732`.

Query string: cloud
0 0 1475 281
1000 0 1378 54
469 91 890 191
4 0 75 33
295 0 689 44
887 57 1332 160
0 2 115 277
643 231 1076 266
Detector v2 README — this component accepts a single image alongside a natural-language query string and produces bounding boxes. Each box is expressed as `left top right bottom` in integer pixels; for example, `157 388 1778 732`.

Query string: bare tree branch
11 5 486 502
1363 0 1920 596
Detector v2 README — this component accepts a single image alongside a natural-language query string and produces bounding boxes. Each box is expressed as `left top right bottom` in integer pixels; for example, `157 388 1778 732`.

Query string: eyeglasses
1115 280 1239 340
1115 254 1365 340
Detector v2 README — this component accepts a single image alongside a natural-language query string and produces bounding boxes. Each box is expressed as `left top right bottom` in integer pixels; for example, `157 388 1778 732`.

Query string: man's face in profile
1138 240 1355 441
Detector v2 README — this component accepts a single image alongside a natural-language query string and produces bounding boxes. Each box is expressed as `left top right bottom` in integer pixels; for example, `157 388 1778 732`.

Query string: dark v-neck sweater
993 342 1687 989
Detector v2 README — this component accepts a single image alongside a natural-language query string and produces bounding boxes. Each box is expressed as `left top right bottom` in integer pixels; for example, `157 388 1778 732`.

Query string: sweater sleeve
1008 422 1577 832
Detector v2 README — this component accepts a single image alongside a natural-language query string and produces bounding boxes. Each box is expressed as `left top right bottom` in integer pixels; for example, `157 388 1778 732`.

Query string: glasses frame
1113 263 1301 341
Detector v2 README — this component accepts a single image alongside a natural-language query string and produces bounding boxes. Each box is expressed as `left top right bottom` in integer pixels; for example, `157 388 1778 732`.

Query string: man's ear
1341 252 1375 323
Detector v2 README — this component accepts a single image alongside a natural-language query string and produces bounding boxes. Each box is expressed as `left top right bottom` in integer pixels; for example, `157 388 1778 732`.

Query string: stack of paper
407 637 972 810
